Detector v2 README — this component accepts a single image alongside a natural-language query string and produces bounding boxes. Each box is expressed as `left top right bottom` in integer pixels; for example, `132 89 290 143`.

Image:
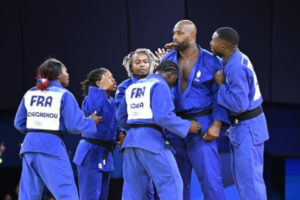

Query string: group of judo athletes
14 20 269 200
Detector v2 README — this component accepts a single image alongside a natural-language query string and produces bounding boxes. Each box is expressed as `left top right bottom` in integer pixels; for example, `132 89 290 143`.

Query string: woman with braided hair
116 60 201 200
116 48 159 146
115 48 159 199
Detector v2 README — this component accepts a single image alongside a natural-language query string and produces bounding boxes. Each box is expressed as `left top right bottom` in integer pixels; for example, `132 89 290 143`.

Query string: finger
162 48 166 54
94 116 102 122
165 43 173 49
158 48 162 54
155 51 162 59
203 133 212 141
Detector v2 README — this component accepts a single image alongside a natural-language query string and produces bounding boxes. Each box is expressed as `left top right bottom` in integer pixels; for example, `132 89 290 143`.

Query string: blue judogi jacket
115 75 139 109
115 76 140 135
14 81 97 156
162 46 229 133
116 74 191 153
73 86 117 171
218 50 262 114
217 50 269 144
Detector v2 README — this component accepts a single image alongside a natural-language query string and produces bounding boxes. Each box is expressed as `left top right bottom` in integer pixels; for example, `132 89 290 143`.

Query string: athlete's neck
179 44 199 58
224 48 238 63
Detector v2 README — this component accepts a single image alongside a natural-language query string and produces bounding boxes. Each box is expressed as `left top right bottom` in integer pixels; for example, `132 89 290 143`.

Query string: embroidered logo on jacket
194 70 201 82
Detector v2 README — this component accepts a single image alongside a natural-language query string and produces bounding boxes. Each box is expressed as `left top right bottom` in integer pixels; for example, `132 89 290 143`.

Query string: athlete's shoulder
48 86 68 94
119 78 133 87
137 75 159 84
162 50 176 61
200 48 222 70
26 85 67 94
201 48 220 62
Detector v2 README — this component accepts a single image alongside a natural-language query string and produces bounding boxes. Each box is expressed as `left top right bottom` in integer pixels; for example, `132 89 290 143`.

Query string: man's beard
174 40 189 51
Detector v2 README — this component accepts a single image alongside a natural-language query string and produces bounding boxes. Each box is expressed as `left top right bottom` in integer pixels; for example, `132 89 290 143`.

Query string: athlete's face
130 53 150 79
101 70 117 91
58 66 69 87
210 32 224 57
173 24 190 51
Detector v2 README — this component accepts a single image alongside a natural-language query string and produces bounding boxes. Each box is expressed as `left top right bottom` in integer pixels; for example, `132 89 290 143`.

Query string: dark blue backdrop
1 0 300 108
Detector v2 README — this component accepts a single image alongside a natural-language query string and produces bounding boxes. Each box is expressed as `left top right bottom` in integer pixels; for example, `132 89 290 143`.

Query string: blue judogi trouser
19 151 78 200
169 133 225 200
77 165 110 200
229 125 267 200
122 148 183 200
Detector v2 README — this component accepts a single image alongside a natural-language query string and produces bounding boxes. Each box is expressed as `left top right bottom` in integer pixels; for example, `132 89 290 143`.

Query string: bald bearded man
161 20 229 200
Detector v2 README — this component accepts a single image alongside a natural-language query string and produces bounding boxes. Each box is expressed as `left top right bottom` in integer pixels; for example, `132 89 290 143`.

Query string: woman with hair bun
14 58 101 200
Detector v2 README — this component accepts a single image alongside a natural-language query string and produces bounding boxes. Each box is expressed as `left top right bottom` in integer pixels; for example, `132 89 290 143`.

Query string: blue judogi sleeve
116 97 129 129
115 77 137 109
151 83 190 138
211 70 230 124
115 77 141 138
217 67 250 113
115 83 127 110
14 98 27 134
115 82 129 135
81 86 107 116
61 92 97 134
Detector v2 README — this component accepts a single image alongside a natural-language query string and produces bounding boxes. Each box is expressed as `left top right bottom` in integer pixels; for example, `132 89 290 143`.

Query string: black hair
81 68 109 97
37 58 64 81
216 27 239 45
154 60 178 73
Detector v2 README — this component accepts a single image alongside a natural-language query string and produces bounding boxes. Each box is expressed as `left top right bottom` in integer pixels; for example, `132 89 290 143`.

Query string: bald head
174 20 197 37
172 20 197 51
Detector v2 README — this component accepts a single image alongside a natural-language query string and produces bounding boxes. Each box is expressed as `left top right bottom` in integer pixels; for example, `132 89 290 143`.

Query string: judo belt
176 108 213 139
176 108 213 120
128 124 163 133
230 106 263 125
128 124 171 148
82 137 116 166
27 129 63 139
